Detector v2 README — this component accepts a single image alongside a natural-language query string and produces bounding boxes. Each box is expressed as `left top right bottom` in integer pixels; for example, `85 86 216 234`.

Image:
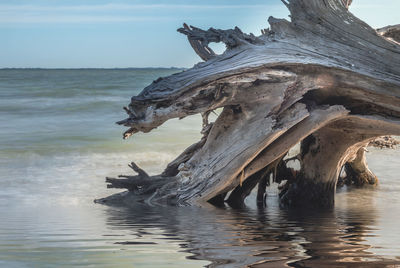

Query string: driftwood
98 0 400 208
336 136 399 187
369 136 399 149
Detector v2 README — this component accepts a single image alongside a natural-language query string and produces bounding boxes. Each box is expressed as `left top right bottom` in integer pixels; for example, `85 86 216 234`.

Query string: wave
0 150 180 206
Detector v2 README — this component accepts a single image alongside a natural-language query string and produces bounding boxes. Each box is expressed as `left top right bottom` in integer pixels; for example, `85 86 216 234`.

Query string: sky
0 0 399 68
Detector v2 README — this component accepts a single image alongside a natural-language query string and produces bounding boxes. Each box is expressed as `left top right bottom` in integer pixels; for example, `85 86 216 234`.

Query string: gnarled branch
177 23 264 61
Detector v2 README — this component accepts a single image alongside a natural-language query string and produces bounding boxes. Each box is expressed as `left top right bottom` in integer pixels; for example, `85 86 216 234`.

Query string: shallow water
0 69 400 267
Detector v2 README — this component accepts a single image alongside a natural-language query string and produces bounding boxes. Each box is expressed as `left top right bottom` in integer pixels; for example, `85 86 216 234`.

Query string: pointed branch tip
280 0 289 8
129 162 149 178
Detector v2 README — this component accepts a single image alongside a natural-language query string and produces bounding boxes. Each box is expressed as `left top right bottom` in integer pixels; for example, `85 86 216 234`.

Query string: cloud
0 3 276 24
0 15 170 24
0 4 274 12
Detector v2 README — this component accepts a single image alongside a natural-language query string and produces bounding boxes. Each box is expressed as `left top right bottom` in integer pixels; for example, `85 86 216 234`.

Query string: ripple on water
0 69 399 267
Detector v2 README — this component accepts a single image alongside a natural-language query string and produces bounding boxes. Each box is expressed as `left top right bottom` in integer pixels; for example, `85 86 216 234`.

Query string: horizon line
0 67 187 70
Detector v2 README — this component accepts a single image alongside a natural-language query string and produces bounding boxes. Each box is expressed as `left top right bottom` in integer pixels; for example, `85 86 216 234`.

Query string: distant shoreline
0 67 186 70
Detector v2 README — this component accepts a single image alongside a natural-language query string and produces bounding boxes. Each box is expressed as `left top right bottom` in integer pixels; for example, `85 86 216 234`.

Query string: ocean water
0 69 400 267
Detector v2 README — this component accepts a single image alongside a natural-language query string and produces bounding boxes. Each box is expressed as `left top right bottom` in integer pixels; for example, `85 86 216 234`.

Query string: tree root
104 162 178 205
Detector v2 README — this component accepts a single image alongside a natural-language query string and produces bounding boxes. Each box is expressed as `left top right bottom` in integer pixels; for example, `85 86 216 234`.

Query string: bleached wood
99 0 400 208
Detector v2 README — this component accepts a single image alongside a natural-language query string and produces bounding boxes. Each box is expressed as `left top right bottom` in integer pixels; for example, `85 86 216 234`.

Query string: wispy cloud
0 4 274 12
0 3 273 24
0 15 170 24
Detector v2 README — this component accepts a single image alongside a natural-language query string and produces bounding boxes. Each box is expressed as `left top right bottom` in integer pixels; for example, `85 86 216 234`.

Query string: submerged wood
342 145 378 186
99 0 400 208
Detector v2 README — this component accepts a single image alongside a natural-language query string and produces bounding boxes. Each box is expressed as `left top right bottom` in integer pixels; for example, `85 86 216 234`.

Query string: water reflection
102 187 400 267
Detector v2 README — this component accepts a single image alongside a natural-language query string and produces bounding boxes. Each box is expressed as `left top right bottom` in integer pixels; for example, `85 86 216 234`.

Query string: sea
0 68 399 267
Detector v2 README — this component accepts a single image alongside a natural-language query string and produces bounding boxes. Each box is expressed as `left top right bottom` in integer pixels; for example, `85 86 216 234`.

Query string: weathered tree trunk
97 0 400 208
280 128 374 208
